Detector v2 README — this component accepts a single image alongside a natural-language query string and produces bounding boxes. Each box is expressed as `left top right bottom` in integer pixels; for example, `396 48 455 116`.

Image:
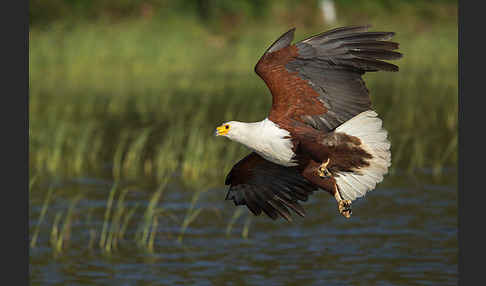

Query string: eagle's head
214 121 241 140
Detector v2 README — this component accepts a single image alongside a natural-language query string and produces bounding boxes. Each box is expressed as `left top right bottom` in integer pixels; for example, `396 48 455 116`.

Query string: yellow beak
215 125 229 136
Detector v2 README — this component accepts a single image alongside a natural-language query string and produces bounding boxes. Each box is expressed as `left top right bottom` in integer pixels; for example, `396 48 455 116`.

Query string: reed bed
29 18 457 184
29 181 252 255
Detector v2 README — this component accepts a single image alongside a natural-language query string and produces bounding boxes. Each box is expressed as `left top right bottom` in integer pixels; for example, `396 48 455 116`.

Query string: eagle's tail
333 110 391 202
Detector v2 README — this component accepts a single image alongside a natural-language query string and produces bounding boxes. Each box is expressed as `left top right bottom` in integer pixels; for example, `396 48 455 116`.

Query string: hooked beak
215 125 228 136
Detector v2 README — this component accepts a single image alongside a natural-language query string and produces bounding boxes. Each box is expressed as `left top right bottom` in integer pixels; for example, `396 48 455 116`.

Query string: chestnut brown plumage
217 25 401 221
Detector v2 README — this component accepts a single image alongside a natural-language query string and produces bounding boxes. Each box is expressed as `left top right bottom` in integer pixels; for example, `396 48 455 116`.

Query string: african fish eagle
215 25 402 221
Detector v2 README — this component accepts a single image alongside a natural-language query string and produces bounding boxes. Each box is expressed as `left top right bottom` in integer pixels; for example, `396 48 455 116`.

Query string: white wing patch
334 110 391 201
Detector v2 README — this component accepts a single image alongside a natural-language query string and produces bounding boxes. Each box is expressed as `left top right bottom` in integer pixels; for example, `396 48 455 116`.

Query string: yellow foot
317 158 332 178
338 200 352 218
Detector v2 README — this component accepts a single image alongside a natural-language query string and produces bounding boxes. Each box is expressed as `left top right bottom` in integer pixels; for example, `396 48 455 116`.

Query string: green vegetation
29 15 457 183
29 1 457 253
49 193 83 254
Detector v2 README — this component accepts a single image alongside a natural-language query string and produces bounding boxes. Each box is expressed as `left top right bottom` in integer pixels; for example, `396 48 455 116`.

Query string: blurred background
29 0 458 285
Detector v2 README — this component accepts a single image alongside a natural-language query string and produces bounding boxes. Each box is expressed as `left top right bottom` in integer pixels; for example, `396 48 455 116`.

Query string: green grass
30 180 201 253
29 12 457 186
49 193 83 254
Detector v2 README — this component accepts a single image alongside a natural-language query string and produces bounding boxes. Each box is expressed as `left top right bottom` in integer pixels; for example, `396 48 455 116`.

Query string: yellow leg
317 158 332 178
333 186 352 218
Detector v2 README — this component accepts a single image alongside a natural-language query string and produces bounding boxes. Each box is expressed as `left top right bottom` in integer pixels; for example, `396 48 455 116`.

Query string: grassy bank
29 7 458 187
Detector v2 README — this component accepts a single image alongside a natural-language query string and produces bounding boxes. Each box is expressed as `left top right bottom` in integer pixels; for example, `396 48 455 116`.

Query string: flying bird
215 25 401 221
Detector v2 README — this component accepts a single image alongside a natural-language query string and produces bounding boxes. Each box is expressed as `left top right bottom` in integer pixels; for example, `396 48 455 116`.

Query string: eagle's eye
225 125 230 130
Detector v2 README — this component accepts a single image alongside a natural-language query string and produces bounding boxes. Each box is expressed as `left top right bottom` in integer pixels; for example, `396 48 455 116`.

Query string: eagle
215 25 401 221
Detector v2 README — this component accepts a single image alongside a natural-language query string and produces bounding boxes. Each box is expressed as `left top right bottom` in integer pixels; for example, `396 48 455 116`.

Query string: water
29 169 458 285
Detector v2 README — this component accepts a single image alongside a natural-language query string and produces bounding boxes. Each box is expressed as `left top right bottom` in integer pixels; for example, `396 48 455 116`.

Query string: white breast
229 118 298 167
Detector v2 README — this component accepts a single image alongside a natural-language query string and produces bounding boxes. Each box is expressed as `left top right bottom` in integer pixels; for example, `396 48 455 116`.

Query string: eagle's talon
317 158 332 178
338 200 352 218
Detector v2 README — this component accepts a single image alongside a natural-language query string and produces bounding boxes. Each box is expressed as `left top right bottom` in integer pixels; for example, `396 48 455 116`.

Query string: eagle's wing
255 25 402 132
225 152 318 221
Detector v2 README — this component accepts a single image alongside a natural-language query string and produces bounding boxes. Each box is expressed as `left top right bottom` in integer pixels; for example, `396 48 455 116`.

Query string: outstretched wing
255 25 402 132
225 152 318 221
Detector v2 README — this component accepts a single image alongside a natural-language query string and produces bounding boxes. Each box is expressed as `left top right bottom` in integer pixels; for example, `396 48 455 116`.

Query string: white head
214 119 298 167
214 121 249 142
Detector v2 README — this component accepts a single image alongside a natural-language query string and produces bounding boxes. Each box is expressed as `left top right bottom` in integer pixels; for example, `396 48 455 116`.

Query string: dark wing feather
255 25 402 132
264 27 296 54
225 152 318 221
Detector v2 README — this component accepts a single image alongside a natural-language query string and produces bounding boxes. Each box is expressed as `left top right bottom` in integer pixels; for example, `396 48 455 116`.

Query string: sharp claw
317 158 332 178
338 200 352 218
